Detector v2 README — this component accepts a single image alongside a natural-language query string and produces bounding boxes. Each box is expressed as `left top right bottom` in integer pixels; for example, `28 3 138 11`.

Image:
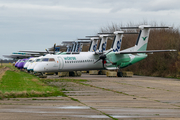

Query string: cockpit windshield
42 58 49 62
36 59 41 62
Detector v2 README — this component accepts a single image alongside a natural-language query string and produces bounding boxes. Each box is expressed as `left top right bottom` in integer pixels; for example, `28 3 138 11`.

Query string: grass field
0 64 65 99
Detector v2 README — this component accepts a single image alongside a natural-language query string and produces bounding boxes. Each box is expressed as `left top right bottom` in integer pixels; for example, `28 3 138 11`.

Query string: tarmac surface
1 74 180 119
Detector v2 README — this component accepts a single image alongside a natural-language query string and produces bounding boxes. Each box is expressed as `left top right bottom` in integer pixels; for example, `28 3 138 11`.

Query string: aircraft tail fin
89 37 99 52
112 31 123 52
121 25 172 51
111 31 139 52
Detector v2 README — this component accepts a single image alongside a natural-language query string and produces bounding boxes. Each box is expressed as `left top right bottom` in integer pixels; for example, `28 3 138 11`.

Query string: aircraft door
58 57 64 69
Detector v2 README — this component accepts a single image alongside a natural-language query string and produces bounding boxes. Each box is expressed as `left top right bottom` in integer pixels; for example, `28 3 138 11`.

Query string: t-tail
112 31 124 52
121 25 172 52
111 31 139 52
98 35 109 52
89 37 99 52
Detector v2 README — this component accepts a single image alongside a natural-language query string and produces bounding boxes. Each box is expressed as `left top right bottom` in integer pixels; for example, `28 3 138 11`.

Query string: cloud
0 2 111 14
0 0 180 59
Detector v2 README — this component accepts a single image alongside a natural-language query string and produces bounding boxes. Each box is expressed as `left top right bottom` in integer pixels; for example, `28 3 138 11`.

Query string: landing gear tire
98 71 102 75
39 72 47 78
69 71 75 76
117 72 123 77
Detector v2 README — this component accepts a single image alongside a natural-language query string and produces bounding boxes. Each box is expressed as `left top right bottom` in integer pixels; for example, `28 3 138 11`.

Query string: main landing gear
117 66 123 77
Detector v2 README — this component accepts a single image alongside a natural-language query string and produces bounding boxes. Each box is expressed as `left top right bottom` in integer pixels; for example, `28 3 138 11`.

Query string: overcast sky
0 0 180 59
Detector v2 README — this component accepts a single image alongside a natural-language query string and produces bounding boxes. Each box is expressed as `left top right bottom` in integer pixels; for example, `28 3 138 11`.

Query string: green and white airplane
33 25 176 76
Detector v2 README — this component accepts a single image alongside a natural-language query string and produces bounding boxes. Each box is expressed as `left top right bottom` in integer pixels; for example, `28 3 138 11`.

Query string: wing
19 51 49 54
115 50 176 54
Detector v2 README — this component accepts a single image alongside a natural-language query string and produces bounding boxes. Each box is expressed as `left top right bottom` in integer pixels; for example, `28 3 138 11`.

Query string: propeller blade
54 43 56 54
94 58 101 64
102 59 105 68
45 49 49 53
101 43 104 54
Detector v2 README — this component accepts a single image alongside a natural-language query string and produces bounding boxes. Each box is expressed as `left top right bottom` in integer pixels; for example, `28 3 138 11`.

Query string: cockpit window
36 59 41 62
42 58 49 62
49 58 55 62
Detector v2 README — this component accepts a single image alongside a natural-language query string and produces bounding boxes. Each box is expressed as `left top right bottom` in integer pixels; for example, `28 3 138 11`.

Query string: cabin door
58 57 64 69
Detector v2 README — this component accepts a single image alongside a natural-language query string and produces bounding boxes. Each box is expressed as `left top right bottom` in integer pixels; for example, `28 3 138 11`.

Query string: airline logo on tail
142 36 148 41
93 44 97 51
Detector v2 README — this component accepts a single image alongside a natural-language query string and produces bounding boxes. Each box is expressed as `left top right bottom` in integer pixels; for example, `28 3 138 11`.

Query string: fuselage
34 52 103 72
33 52 147 73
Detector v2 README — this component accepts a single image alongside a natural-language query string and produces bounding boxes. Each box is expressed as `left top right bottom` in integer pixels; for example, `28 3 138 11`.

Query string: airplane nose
34 65 42 72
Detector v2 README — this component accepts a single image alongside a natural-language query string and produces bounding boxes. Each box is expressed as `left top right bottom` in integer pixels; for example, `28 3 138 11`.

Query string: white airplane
19 43 66 56
33 25 176 77
25 57 37 72
25 41 90 72
27 57 44 73
24 57 36 70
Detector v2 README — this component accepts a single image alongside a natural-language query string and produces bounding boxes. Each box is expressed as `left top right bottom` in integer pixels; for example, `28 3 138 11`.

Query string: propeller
94 44 113 68
45 49 49 54
54 43 56 54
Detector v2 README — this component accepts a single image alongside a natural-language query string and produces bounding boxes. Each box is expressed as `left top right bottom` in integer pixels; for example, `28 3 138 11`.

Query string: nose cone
34 64 43 72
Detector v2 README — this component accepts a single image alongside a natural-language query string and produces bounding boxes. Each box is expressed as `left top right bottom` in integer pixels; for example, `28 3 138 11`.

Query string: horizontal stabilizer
144 26 172 29
77 39 91 40
98 32 139 34
115 49 176 54
62 41 75 44
76 40 91 43
86 36 99 37
121 26 172 29
99 35 115 37
19 51 49 54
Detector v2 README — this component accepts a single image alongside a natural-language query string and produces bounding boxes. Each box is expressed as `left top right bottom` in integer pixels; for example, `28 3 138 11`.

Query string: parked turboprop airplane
3 52 39 59
19 44 61 55
33 25 176 77
61 40 91 53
